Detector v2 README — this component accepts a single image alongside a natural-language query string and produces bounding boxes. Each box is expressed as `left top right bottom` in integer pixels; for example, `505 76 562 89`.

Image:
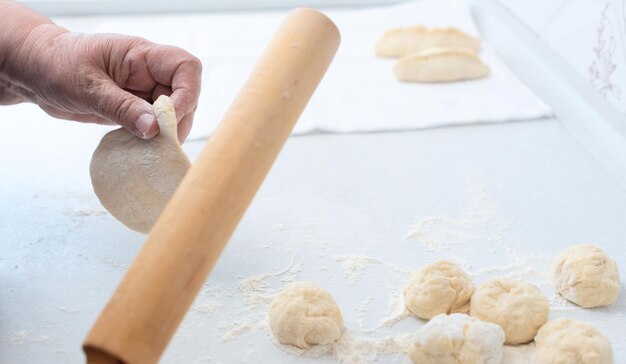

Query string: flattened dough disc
90 95 191 233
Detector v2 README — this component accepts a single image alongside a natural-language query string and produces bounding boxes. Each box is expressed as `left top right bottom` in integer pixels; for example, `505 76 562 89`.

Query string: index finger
170 54 202 121
145 44 202 121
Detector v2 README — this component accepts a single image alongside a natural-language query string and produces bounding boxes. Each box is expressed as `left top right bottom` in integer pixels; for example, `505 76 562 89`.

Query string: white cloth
54 0 551 138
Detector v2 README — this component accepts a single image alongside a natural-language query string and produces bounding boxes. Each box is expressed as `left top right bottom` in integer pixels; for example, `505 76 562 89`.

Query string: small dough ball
374 26 480 58
470 278 548 344
409 313 505 364
551 244 620 308
90 95 191 233
534 318 613 364
269 281 344 348
394 47 490 83
404 260 475 319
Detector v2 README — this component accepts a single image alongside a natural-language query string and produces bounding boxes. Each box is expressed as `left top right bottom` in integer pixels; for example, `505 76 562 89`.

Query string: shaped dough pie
375 26 480 58
394 47 490 83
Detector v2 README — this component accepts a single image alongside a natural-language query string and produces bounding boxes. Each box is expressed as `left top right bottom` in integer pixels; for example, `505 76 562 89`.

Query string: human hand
4 25 201 142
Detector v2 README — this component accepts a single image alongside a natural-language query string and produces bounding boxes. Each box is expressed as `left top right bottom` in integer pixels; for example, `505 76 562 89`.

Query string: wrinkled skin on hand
0 20 201 142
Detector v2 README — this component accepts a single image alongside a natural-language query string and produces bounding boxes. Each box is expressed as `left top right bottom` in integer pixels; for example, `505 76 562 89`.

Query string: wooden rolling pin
83 8 340 364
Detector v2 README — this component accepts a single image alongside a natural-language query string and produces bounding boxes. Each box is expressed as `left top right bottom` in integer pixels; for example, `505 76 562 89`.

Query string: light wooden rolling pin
83 8 340 364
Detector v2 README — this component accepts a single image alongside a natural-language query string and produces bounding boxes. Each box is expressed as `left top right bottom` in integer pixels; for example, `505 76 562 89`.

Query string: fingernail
136 113 155 139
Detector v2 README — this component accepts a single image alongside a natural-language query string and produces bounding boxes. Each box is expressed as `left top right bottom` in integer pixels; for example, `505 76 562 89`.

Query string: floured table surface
0 103 624 362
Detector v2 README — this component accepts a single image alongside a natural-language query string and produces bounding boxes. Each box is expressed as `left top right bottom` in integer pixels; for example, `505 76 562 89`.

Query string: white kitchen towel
55 0 552 138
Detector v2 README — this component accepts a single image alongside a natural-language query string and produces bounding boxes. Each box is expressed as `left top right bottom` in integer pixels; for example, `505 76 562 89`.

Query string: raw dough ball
375 26 480 58
551 244 620 308
403 260 475 319
409 313 505 364
534 318 613 364
394 47 490 83
90 95 190 233
269 281 344 348
470 278 548 344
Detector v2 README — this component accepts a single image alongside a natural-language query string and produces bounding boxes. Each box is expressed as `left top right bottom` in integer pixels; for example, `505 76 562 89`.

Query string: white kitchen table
1 104 625 362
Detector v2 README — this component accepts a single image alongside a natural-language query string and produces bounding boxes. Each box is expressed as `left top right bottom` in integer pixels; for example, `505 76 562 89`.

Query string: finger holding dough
90 95 191 233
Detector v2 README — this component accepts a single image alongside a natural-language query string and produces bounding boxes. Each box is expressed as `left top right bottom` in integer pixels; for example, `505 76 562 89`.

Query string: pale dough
394 47 490 83
470 278 548 345
409 313 505 364
534 318 613 364
90 95 190 233
374 26 480 58
551 244 620 308
269 281 344 349
404 260 475 319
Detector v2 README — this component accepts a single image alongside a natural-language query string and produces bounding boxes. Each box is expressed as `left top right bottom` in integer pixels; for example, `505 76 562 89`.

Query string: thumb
92 80 158 139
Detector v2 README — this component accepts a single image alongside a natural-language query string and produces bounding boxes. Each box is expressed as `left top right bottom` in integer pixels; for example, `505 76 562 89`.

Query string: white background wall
498 0 626 114
18 0 405 15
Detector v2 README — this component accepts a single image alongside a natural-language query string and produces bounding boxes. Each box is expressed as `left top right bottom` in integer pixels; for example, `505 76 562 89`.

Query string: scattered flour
191 301 220 315
334 332 413 364
357 297 375 330
59 306 80 314
405 184 507 252
406 184 551 292
334 255 384 283
333 255 412 285
547 294 583 313
238 259 301 308
214 259 302 343
219 317 269 342
1 330 50 345
76 209 107 217
8 330 29 344
369 290 412 333
100 256 124 270
405 216 483 251
190 356 214 364
66 208 108 226
466 254 546 281
278 330 414 364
